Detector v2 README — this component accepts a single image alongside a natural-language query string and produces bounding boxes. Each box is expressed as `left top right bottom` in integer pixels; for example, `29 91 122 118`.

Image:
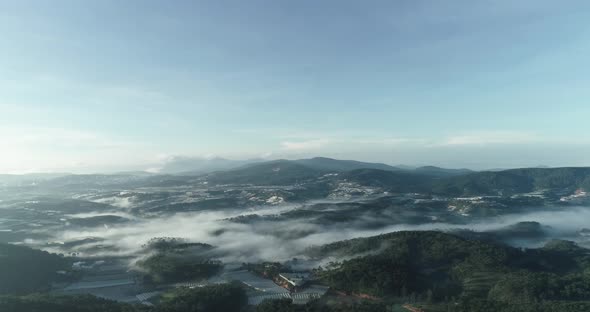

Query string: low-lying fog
42 203 590 266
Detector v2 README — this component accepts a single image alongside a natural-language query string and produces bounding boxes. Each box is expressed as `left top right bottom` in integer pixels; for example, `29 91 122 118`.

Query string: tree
155 282 247 312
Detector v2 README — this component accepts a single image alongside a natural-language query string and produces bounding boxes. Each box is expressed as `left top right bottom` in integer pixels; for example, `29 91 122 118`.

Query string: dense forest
3 234 590 311
313 231 590 306
155 282 247 312
256 298 590 312
255 299 390 312
137 238 221 284
0 243 71 295
0 294 148 312
0 284 246 312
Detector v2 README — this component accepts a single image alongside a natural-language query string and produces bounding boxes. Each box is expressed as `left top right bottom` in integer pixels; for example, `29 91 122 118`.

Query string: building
278 273 310 290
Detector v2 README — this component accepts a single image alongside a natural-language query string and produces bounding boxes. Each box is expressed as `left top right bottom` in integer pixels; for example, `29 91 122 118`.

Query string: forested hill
432 167 590 196
311 231 590 306
204 160 322 185
293 157 401 172
205 161 590 196
341 167 590 196
9 157 590 198
326 166 590 196
0 243 71 295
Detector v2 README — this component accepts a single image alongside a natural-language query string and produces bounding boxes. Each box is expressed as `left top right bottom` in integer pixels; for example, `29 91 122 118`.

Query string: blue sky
1 0 590 173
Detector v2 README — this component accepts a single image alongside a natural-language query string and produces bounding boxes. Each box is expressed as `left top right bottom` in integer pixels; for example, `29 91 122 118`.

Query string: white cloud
145 167 163 174
0 126 130 149
280 139 330 151
0 126 156 174
1 123 586 173
355 137 427 145
278 132 543 154
439 131 540 146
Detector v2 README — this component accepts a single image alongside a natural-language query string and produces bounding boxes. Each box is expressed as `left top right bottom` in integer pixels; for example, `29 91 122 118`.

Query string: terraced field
461 271 501 298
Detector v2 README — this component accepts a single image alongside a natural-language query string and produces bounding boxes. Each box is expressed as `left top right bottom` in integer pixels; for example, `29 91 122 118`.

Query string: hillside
0 244 71 295
201 159 590 197
202 158 452 188
339 168 434 192
311 231 590 305
202 157 405 186
160 156 262 175
413 166 473 177
433 167 590 196
293 157 401 172
204 160 324 185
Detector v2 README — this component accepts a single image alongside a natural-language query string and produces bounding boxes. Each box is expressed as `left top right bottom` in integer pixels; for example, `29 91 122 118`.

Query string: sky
1 0 590 173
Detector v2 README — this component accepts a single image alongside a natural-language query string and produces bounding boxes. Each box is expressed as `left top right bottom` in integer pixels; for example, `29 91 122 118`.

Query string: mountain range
2 157 589 197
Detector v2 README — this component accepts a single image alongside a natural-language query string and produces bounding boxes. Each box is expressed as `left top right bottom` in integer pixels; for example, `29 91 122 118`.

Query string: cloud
439 131 540 146
41 195 590 264
280 139 330 151
0 126 130 149
355 138 427 146
278 135 424 152
275 132 549 160
0 126 156 174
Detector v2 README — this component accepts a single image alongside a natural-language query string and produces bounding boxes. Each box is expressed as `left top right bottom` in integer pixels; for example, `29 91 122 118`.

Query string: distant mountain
158 156 262 175
6 160 587 198
204 159 323 185
432 167 590 196
202 157 436 186
487 165 552 172
35 174 149 189
164 156 478 178
112 171 155 176
413 166 473 177
202 157 477 188
394 164 418 170
334 167 590 196
293 157 401 172
0 173 70 187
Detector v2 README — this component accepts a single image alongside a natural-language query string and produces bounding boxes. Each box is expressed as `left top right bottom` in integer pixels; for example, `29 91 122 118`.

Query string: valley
2 158 590 311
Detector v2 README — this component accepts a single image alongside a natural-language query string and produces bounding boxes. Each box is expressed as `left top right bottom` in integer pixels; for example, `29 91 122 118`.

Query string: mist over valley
2 157 590 311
